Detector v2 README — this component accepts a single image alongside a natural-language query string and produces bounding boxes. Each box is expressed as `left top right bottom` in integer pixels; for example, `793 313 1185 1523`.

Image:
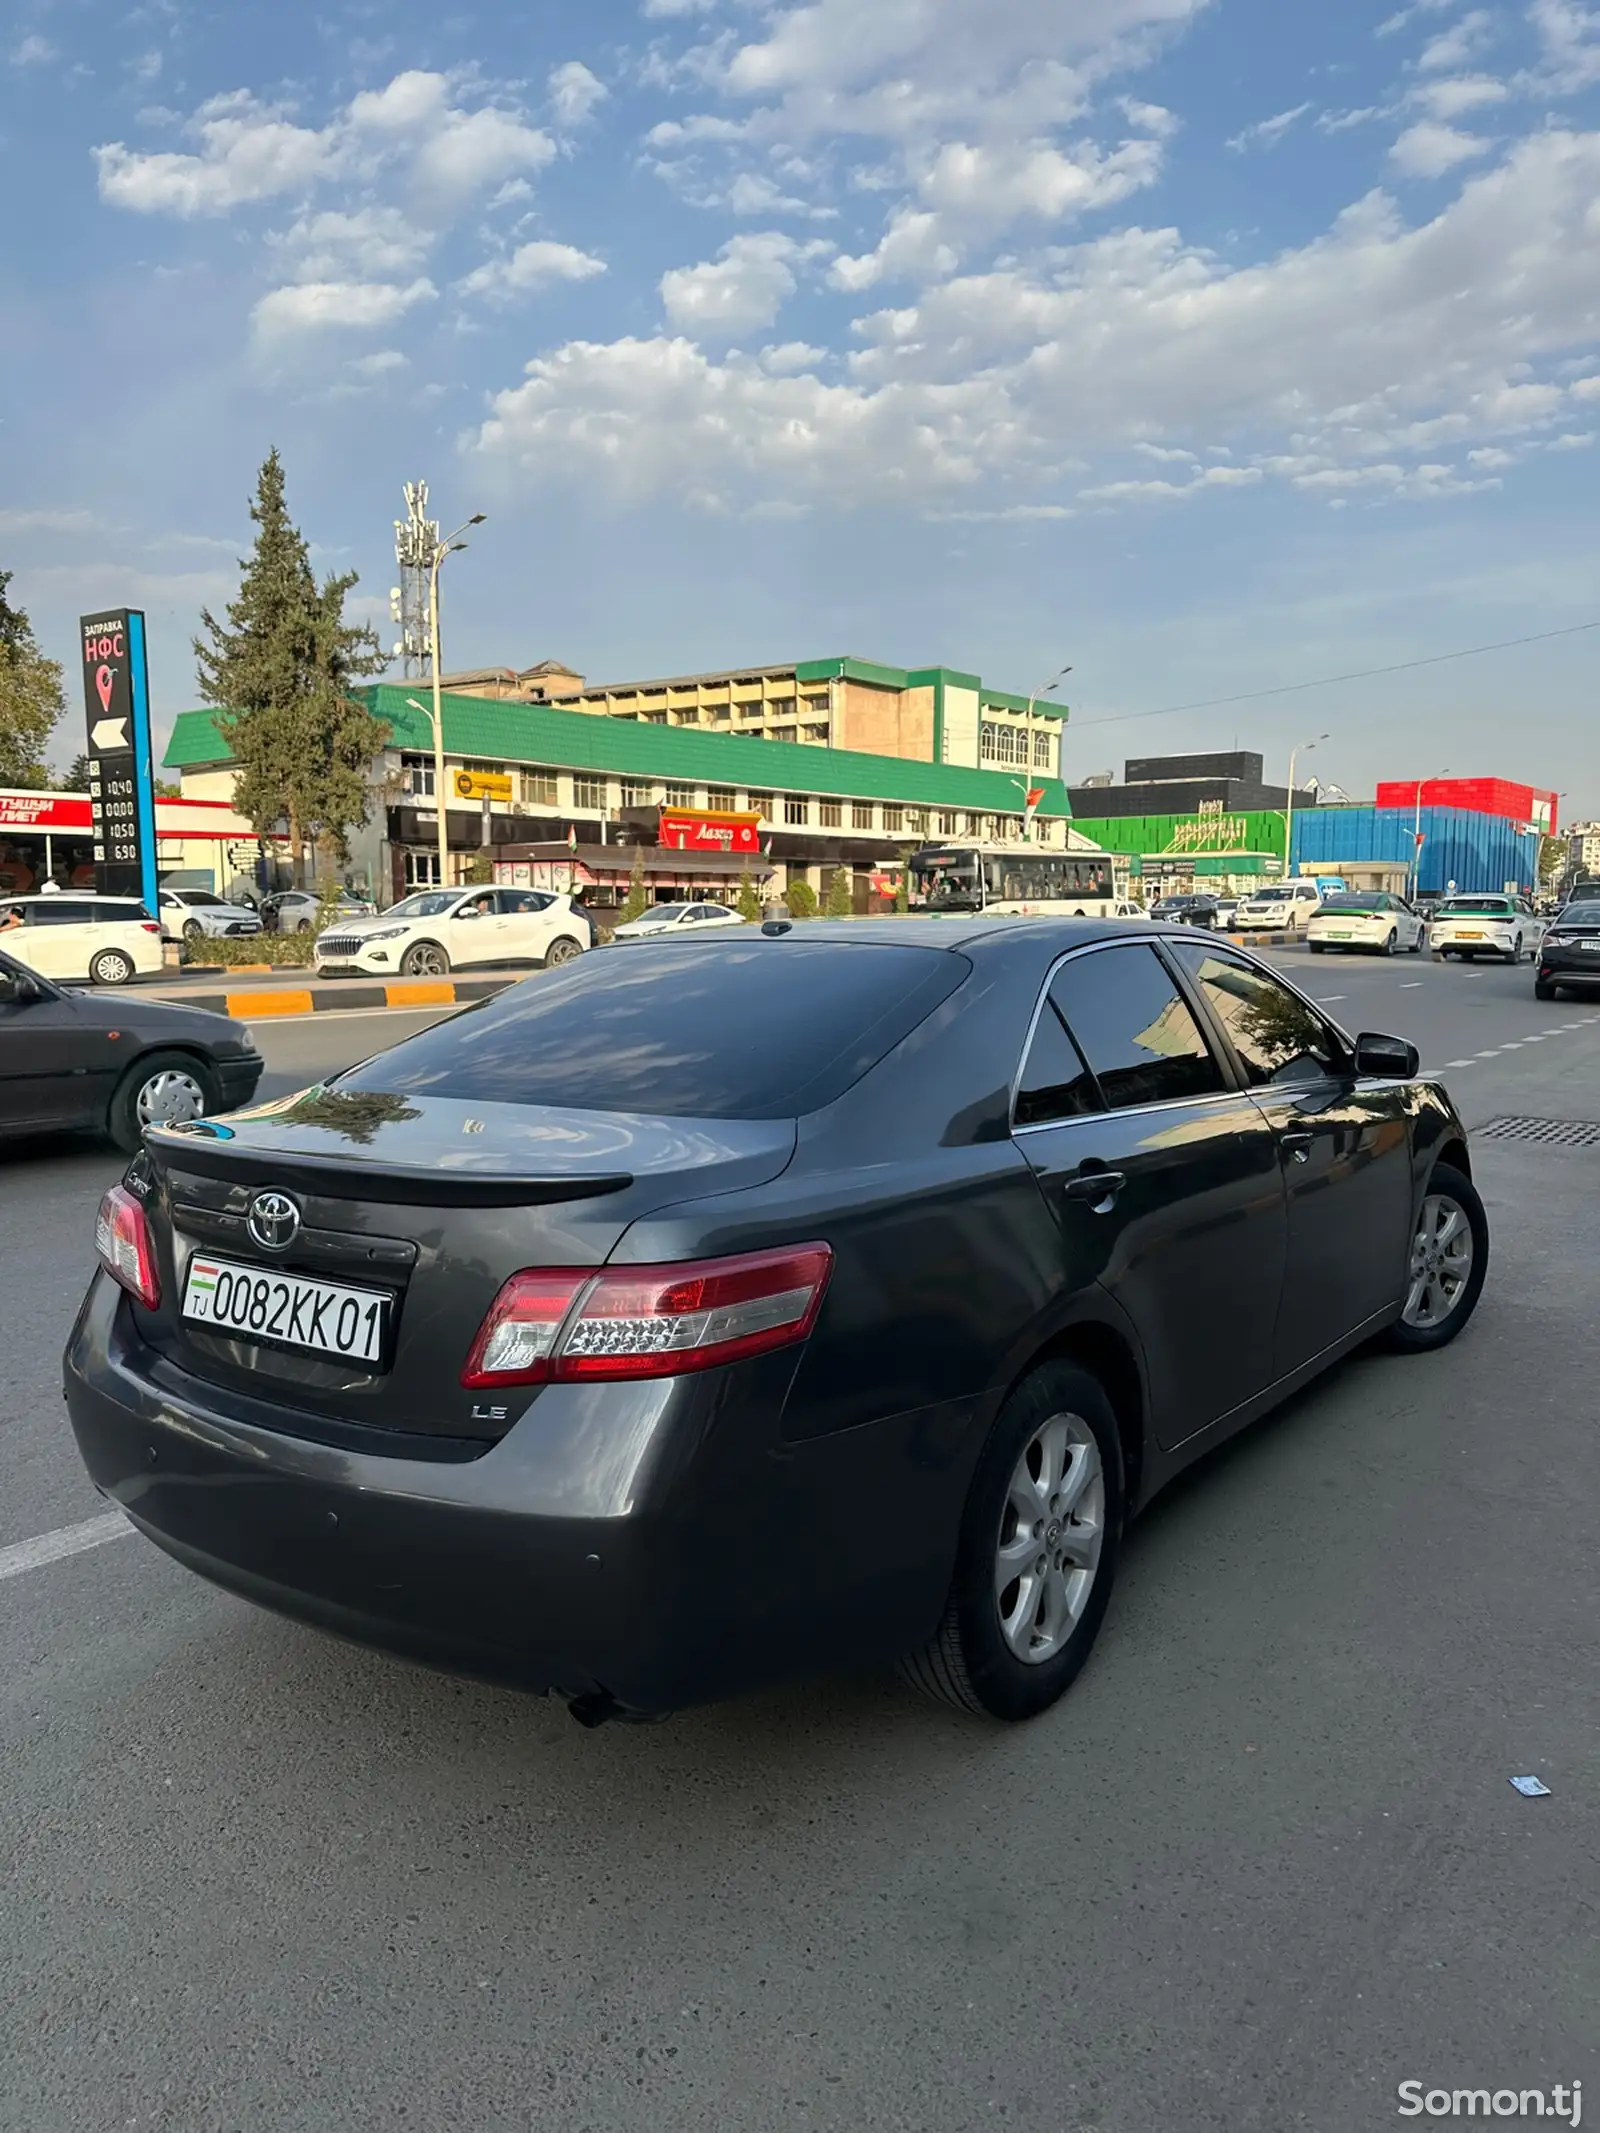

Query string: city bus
907 843 1130 918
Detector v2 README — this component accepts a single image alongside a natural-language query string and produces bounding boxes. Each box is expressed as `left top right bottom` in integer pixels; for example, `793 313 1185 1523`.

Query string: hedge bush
184 933 317 968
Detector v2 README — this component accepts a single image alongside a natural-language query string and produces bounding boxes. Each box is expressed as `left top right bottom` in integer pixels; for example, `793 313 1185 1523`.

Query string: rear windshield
338 940 970 1118
1436 898 1512 916
1320 895 1385 912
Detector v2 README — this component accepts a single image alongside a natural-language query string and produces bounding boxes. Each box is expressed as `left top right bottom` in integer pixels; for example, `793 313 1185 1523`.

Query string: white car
1233 881 1323 932
1429 893 1540 964
1306 892 1426 957
611 900 746 943
159 888 263 943
314 886 590 979
0 894 164 985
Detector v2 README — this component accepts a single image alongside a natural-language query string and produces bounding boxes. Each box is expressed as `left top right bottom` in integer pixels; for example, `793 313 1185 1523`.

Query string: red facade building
1374 778 1558 834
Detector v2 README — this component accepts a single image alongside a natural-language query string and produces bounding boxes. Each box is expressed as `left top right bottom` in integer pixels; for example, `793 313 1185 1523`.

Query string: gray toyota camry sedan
64 919 1487 1725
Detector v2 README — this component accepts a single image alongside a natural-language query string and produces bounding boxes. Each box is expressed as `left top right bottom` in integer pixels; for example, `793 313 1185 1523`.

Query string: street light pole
1411 768 1449 902
418 512 486 889
1283 733 1328 884
1023 665 1072 842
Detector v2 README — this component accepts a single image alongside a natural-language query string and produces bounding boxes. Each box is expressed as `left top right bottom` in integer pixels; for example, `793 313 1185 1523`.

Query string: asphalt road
3 968 1597 2133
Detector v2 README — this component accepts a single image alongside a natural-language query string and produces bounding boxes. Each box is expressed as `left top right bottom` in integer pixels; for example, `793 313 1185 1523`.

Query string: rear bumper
1537 950 1600 982
214 1056 265 1108
63 1275 972 1715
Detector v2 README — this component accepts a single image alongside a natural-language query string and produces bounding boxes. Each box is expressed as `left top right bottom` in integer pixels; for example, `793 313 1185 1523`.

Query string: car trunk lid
130 1087 796 1446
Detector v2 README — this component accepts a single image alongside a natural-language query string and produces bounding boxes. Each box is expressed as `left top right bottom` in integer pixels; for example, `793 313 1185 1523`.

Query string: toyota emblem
246 1190 302 1252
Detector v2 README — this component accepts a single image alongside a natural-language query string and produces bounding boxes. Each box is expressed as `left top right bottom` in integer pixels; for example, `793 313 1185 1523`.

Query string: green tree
736 861 762 923
893 869 909 914
825 863 854 918
619 844 649 922
1537 833 1565 887
60 751 93 793
0 571 65 789
786 876 818 919
194 450 388 884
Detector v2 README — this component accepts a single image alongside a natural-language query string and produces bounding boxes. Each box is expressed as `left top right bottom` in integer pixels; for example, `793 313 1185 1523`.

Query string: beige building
436 654 1066 780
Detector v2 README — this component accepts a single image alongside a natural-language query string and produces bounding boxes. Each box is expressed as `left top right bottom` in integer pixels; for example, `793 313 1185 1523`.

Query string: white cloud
761 340 829 372
661 232 821 334
1546 429 1596 448
252 276 436 343
1227 102 1313 153
1528 0 1600 90
1412 72 1507 117
1466 445 1517 466
271 205 432 280
10 32 55 65
473 130 1600 511
1389 119 1493 174
726 170 833 216
1378 0 1464 34
457 240 607 301
1418 8 1497 69
350 350 409 376
548 61 608 129
95 71 552 223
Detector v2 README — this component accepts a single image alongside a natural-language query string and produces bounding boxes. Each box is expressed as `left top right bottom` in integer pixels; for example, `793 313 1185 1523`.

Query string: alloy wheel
135 1067 206 1129
89 950 134 985
403 943 448 977
1403 1194 1474 1330
994 1412 1105 1665
544 937 580 966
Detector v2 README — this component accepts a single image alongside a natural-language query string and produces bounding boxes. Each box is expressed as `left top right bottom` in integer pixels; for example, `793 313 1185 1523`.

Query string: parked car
0 894 164 986
1212 897 1240 929
0 947 262 1148
1429 894 1538 963
1535 904 1600 999
1234 882 1322 932
262 889 377 934
314 885 589 979
65 919 1485 1726
611 900 746 943
159 888 264 943
1306 892 1426 957
1149 894 1218 928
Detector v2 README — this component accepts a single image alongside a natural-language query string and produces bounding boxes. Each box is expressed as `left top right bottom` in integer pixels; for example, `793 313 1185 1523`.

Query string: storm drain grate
1478 1116 1600 1148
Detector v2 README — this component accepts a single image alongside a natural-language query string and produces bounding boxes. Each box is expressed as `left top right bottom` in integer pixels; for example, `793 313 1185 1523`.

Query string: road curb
173 975 520 1020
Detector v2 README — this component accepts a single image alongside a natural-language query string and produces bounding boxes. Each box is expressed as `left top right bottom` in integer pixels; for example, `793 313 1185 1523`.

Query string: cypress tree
0 570 65 790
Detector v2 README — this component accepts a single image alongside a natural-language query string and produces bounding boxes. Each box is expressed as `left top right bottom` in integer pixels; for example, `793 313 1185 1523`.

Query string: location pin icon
95 664 115 715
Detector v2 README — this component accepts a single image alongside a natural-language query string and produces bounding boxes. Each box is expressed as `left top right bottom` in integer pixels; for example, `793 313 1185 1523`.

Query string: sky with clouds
3 0 1599 808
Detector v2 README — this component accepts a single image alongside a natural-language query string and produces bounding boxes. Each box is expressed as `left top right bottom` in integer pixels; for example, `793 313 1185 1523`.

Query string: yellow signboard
452 769 512 803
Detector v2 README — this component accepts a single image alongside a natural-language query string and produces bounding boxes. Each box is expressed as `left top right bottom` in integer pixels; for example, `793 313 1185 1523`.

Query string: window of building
643 711 668 726
674 708 702 725
784 794 811 826
905 808 928 835
519 769 558 808
663 784 695 808
1033 730 1054 770
802 694 828 713
572 776 607 811
770 726 797 744
710 703 731 722
737 699 763 719
401 754 435 799
882 806 904 834
404 849 443 888
980 723 998 764
1050 946 1226 1113
620 782 653 808
803 724 829 744
747 792 774 818
819 799 842 828
706 787 736 808
770 696 796 714
981 721 1028 766
936 811 957 836
851 802 875 831
965 813 985 836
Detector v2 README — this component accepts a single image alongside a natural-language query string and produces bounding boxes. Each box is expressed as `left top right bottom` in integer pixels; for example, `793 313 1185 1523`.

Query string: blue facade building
1291 806 1535 894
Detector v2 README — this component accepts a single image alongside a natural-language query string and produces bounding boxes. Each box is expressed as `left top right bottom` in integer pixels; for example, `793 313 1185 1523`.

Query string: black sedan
1149 894 1219 928
1535 903 1600 999
1 948 263 1150
63 920 1486 1725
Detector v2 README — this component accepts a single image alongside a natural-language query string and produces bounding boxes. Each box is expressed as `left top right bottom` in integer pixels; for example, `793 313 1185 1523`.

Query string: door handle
1279 1131 1314 1164
1063 1169 1126 1208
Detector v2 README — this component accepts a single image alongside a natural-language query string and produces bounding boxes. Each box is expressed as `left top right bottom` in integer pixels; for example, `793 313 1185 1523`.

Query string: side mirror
455 905 482 921
1354 1031 1420 1079
0 971 46 1006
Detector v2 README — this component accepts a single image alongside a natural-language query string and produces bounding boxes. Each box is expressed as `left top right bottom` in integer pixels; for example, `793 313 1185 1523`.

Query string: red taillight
94 1184 161 1309
140 922 160 935
460 1244 832 1389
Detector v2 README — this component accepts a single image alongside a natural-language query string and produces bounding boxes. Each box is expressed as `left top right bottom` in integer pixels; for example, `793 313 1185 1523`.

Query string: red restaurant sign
658 808 761 854
0 790 93 832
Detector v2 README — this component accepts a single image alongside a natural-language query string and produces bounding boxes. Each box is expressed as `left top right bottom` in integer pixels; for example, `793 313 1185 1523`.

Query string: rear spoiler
145 1129 634 1208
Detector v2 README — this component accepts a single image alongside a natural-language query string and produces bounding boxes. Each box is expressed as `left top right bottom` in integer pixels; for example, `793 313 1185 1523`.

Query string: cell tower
390 480 438 677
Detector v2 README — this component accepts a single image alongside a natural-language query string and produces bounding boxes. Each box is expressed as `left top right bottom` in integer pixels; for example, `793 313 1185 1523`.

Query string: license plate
1327 931 1351 939
1456 930 1485 940
1583 941 1600 952
182 1255 391 1364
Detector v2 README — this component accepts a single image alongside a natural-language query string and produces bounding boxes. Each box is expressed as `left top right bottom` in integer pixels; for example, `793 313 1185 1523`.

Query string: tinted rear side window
339 941 970 1118
1050 944 1225 1112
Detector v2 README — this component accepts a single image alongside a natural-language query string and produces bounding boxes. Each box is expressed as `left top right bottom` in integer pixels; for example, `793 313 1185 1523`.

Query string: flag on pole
567 824 577 854
1023 786 1046 827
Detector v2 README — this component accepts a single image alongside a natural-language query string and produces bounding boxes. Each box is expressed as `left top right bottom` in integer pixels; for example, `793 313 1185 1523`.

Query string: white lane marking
0 1509 131 1583
1445 1058 1477 1069
1400 982 1423 989
1476 1049 1501 1059
1317 995 1347 1003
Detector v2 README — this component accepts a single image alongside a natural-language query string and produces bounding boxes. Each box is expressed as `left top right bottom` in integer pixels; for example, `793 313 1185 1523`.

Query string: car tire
898 1361 1124 1722
542 935 583 968
88 947 136 986
400 941 450 977
296 918 313 934
181 918 204 942
1308 942 1325 954
1409 934 1423 953
107 1050 214 1152
1381 930 1398 956
1535 978 1559 1001
1384 1163 1489 1355
1506 936 1522 964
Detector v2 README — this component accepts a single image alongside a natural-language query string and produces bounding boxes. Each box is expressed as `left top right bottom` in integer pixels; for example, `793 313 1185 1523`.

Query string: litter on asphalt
1508 1775 1553 1798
